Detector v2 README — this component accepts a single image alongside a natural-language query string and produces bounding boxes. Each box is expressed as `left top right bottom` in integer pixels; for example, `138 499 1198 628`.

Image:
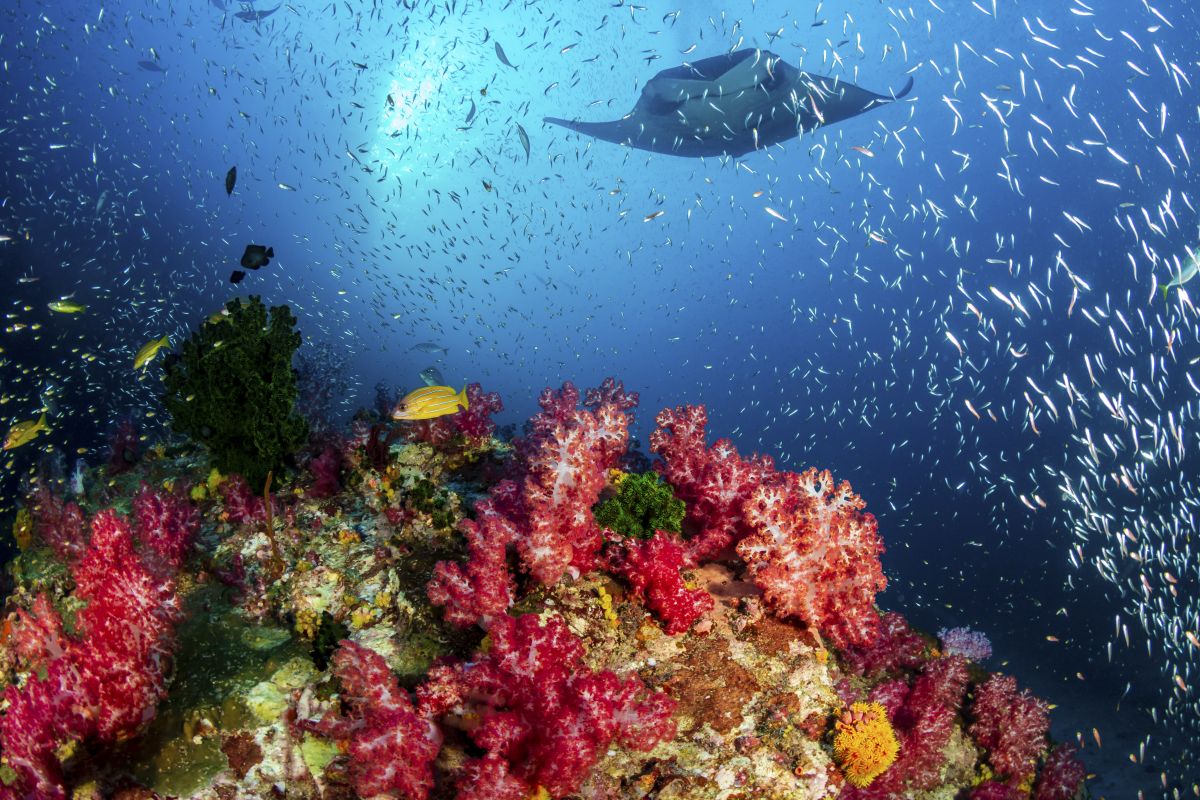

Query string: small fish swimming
464 99 477 126
495 41 516 69
419 366 444 386
137 60 165 72
48 300 86 314
516 123 530 162
4 413 49 451
229 270 246 284
1163 238 1200 299
240 244 274 269
412 341 448 356
225 166 237 196
392 386 468 421
133 335 171 371
234 4 281 21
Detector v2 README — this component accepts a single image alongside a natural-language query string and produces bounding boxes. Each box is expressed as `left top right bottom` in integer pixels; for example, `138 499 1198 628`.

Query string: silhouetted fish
495 41 516 69
137 60 165 72
225 166 237 196
229 270 246 284
235 4 280 21
240 244 274 269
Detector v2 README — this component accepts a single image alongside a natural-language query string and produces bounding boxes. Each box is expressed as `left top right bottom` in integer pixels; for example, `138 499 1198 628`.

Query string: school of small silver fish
1 0 1198 792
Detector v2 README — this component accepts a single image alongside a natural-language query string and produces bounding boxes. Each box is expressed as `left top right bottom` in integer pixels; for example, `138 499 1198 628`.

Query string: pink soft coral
428 380 634 627
430 613 676 798
608 531 713 634
969 673 1050 781
649 404 773 563
408 383 503 451
0 503 187 799
737 468 886 649
300 640 441 800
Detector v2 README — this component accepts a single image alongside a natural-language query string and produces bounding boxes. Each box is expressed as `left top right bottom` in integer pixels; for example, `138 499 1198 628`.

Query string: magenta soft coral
1034 744 1086 800
737 467 886 649
608 531 713 634
649 404 773 563
0 499 191 799
969 673 1050 781
28 482 87 564
299 640 441 800
842 611 928 678
425 613 676 799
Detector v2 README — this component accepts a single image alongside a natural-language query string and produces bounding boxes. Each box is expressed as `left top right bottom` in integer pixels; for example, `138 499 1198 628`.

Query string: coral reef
0 376 1089 800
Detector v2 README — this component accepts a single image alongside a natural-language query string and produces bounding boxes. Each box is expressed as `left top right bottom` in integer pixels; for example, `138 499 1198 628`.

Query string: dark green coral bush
594 471 685 540
162 296 308 487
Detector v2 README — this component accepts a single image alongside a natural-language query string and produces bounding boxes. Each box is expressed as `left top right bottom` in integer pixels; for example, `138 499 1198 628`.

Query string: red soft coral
409 383 503 451
301 640 441 800
220 473 265 523
0 508 184 800
608 531 713 635
435 613 676 798
426 494 518 627
737 468 886 649
649 404 774 563
1034 744 1086 800
969 673 1050 781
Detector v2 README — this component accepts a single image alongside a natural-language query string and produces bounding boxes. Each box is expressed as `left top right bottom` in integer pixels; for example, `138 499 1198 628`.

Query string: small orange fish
851 145 875 157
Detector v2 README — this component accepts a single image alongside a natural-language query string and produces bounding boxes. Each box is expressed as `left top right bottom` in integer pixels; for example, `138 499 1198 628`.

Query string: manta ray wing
545 49 912 158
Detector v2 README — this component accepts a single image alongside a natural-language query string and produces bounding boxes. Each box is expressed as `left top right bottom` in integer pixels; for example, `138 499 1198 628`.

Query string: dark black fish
229 270 246 284
225 166 237 196
235 4 281 21
495 41 516 69
137 60 165 72
240 244 274 269
209 0 226 8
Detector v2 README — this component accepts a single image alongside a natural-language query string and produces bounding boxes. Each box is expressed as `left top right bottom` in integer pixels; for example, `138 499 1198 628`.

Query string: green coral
162 296 308 488
593 471 685 540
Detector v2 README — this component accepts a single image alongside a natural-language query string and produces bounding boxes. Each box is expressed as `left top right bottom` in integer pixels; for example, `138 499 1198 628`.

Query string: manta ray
544 48 913 158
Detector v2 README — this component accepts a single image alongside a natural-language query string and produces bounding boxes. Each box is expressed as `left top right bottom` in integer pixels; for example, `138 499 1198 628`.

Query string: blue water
2 0 1198 791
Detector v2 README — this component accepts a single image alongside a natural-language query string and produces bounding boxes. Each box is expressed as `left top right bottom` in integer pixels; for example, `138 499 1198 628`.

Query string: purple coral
937 626 992 661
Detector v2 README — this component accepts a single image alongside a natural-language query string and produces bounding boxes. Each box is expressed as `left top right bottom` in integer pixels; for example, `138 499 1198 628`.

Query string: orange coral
833 702 900 787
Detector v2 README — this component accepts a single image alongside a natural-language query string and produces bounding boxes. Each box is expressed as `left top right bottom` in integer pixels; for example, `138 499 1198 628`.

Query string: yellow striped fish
392 385 468 421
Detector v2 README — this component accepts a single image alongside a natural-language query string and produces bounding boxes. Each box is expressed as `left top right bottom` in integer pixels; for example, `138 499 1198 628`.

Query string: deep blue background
2 0 1197 791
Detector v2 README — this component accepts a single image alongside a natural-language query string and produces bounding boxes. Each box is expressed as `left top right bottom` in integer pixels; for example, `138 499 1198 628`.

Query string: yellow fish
392 385 468 421
133 335 171 370
47 300 86 314
4 412 49 450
